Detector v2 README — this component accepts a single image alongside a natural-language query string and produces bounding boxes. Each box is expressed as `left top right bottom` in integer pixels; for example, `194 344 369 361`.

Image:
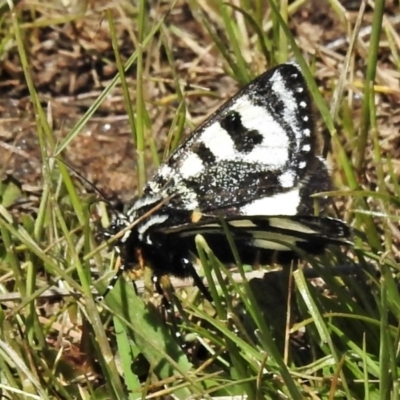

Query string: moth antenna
53 157 128 299
54 157 118 215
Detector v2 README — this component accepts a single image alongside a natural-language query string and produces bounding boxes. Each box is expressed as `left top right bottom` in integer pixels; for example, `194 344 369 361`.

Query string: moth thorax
136 213 170 244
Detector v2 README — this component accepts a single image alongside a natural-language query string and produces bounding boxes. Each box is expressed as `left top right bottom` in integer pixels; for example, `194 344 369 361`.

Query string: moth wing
157 215 352 252
144 63 325 214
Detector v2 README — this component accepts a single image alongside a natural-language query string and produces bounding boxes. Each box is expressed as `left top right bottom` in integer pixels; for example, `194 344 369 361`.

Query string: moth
102 62 351 299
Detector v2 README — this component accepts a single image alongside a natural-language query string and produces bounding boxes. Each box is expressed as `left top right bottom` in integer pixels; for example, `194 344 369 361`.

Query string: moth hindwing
103 62 351 298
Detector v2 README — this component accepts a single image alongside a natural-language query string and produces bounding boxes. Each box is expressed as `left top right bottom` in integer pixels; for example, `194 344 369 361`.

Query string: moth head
105 193 168 247
105 211 135 245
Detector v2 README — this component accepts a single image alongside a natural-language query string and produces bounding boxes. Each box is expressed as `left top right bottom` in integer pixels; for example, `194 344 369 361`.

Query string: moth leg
180 258 212 302
97 251 140 301
96 261 127 301
153 274 188 347
153 274 172 306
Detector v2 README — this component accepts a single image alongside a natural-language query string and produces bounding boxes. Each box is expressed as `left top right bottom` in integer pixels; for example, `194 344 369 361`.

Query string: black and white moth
102 62 351 298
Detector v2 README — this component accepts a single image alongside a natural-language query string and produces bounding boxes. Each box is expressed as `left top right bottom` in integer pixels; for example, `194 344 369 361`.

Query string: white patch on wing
158 165 173 180
268 218 319 234
147 180 163 193
197 223 220 229
240 188 301 216
271 67 310 149
233 97 289 150
152 164 174 189
279 170 296 187
235 97 289 166
180 153 204 179
251 233 304 251
228 220 257 228
200 95 292 168
298 161 307 169
176 183 199 209
200 123 236 160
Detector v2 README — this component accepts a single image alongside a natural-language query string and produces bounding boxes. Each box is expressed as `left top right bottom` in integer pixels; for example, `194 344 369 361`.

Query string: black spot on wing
241 130 264 153
192 141 216 164
220 110 243 133
220 111 263 153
